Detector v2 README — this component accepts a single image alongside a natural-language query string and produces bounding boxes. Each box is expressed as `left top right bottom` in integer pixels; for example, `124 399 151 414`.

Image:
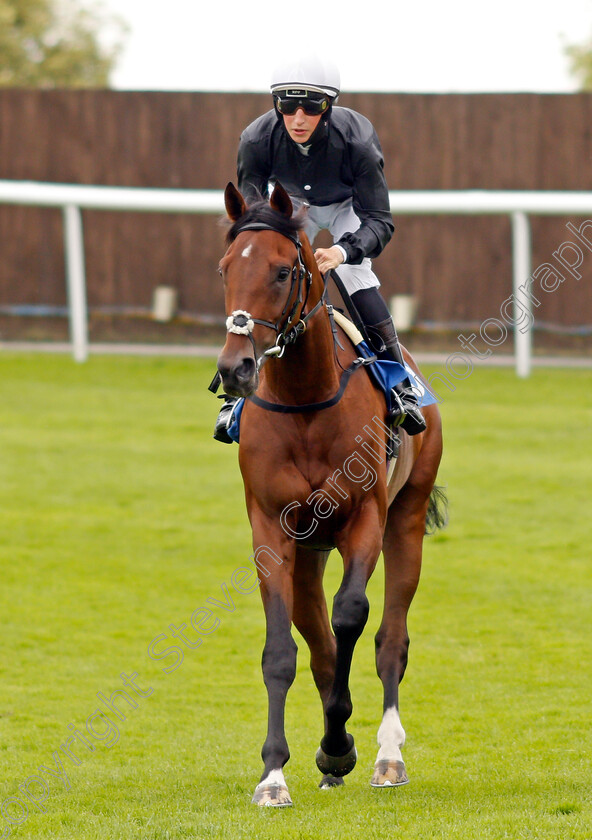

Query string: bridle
224 222 326 362
216 220 378 413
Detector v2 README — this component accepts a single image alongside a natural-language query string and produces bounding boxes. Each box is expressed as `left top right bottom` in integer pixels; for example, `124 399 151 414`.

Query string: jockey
214 54 426 442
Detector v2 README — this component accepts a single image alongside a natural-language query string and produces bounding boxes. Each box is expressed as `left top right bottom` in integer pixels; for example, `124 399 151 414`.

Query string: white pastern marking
241 243 253 258
255 768 286 790
376 706 406 762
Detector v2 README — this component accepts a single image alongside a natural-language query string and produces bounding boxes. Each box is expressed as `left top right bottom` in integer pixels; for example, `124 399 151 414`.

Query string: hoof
316 738 357 778
319 774 345 790
370 759 409 787
252 782 293 807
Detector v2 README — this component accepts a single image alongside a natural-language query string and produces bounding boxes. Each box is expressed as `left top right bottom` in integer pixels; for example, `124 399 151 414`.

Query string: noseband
225 222 325 360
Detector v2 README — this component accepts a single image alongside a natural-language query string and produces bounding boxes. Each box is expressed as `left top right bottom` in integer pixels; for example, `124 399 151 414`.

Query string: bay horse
216 182 445 807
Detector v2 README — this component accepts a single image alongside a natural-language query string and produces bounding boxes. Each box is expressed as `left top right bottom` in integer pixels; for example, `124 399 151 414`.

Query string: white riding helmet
270 54 340 101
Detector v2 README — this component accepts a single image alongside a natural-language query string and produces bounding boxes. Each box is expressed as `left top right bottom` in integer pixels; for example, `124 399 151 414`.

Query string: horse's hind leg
292 548 343 788
315 506 384 780
372 483 430 787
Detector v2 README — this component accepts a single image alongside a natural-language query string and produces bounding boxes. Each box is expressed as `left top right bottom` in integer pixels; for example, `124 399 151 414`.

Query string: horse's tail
425 484 448 535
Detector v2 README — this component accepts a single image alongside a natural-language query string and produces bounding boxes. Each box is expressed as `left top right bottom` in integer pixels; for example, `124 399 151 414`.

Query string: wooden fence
0 90 591 334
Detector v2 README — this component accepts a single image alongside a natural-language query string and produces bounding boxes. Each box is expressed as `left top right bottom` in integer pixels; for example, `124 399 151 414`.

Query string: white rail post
511 211 532 378
62 204 89 362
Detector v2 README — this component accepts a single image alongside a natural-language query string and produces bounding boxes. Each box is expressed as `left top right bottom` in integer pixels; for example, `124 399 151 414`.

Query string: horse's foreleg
316 506 383 779
254 591 297 806
372 485 429 788
250 520 297 807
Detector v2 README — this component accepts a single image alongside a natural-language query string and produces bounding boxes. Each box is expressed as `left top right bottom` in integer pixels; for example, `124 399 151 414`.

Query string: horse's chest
240 411 388 538
253 445 385 545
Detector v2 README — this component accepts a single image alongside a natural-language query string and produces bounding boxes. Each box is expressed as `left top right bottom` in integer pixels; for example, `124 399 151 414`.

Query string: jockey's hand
314 246 345 275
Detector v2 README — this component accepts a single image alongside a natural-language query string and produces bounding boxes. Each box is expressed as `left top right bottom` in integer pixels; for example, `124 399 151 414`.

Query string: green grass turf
0 353 590 839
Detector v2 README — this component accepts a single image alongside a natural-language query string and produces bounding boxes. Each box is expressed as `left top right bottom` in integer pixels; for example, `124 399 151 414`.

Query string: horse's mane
225 197 307 245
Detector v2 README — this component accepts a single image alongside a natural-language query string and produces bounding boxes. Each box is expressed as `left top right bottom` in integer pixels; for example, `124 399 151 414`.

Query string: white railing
1 180 592 373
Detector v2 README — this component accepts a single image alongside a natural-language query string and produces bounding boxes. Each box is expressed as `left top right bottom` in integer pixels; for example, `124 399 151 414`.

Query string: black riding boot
213 395 239 443
351 288 427 436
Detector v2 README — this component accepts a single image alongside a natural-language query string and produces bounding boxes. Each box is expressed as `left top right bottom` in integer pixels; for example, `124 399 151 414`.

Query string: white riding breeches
303 199 381 295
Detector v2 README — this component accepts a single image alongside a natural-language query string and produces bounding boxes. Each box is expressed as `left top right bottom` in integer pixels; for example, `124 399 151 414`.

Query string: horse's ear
269 182 293 218
224 182 247 221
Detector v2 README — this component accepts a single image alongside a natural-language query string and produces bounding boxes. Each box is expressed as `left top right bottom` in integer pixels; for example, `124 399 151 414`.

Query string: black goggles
274 93 330 116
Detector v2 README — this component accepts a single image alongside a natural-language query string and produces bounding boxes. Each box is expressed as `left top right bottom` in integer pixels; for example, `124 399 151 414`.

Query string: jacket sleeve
336 131 394 265
237 129 271 201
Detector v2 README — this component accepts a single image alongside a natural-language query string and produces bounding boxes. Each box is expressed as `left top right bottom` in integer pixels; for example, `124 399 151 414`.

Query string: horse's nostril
236 357 256 383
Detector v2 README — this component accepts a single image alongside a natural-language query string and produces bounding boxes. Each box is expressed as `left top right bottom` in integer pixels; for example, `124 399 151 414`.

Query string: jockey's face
282 108 322 144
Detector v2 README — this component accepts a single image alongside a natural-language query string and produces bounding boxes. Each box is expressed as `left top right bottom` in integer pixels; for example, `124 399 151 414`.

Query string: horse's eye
277 267 291 282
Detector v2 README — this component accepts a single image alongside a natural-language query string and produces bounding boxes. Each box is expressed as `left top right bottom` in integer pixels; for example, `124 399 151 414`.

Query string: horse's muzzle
217 348 258 397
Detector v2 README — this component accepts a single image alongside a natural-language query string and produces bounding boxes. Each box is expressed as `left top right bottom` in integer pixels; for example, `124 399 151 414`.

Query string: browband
233 221 301 248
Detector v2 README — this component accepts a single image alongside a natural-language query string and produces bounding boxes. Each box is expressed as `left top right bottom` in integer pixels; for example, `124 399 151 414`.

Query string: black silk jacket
237 106 395 265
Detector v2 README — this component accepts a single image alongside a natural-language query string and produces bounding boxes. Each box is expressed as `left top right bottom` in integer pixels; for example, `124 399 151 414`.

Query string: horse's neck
262 300 339 405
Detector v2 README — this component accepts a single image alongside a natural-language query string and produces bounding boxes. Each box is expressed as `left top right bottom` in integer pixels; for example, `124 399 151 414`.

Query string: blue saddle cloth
227 339 437 444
